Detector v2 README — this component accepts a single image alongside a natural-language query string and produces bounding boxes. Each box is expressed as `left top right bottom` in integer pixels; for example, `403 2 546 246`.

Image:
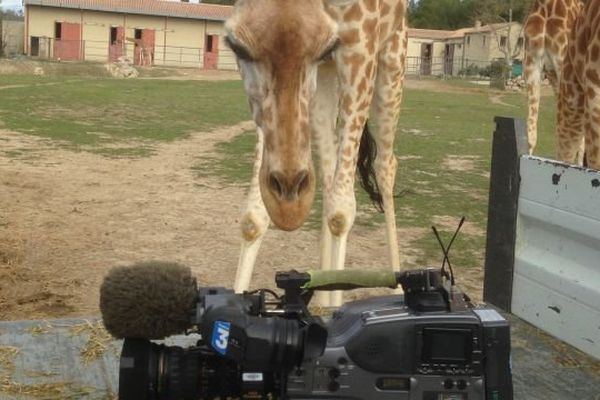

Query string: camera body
287 295 511 400
117 268 513 400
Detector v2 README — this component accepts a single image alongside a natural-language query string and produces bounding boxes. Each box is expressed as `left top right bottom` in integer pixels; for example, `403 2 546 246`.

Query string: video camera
100 263 513 400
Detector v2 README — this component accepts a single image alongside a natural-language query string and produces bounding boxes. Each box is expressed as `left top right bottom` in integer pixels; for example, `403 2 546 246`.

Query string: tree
409 0 477 30
473 0 534 68
0 0 24 57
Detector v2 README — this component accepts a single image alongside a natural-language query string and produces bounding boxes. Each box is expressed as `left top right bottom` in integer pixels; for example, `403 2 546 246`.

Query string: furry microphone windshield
100 261 198 339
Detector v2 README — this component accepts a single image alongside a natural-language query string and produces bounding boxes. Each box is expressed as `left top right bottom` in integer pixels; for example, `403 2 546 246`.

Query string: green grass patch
199 84 558 266
0 78 250 153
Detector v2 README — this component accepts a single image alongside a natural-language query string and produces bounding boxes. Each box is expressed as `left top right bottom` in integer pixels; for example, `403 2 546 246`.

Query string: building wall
464 23 523 68
407 37 465 76
1 20 24 56
488 24 524 62
25 4 237 69
463 32 490 67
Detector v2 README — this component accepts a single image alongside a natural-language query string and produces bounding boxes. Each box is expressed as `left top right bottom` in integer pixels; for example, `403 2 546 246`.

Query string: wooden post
483 117 528 311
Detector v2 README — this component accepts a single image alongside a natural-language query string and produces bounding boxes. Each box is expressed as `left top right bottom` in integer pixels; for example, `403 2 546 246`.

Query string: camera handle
275 268 469 314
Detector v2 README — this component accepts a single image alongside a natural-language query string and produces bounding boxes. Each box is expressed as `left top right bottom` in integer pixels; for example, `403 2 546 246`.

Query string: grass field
0 71 558 268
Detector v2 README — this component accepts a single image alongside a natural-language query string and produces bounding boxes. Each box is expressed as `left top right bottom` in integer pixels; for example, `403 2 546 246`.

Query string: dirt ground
0 116 489 321
0 68 501 321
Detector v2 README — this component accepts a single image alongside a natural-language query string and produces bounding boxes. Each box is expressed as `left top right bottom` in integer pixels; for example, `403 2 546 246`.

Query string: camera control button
328 381 340 392
328 368 340 379
443 379 454 389
457 380 468 390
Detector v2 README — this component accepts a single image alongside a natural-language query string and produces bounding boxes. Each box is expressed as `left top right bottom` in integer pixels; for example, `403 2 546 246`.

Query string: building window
467 36 470 45
135 29 142 40
110 27 118 45
517 37 524 49
500 36 507 48
55 22 62 39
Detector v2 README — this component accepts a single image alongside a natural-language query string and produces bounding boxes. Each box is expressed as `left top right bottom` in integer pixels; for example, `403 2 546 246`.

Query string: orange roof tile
24 0 234 21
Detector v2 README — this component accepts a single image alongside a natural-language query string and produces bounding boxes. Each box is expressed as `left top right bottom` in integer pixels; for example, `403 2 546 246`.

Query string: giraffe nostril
268 170 311 200
269 173 285 199
294 170 310 197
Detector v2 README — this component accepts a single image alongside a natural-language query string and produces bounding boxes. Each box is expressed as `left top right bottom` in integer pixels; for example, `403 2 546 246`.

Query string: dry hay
25 322 54 336
0 346 20 371
69 320 116 365
0 376 103 399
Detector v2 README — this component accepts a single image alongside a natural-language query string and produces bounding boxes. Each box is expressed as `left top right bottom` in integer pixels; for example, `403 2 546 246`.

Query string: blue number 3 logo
211 321 231 355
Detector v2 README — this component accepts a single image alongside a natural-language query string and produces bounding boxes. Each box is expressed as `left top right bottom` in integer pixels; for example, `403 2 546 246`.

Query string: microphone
100 261 198 339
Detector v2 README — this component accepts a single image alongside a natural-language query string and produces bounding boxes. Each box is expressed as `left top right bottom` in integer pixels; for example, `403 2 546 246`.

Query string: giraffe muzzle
260 167 316 231
268 169 311 201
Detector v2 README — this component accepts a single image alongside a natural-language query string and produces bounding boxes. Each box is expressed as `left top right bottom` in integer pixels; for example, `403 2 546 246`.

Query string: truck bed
0 315 598 399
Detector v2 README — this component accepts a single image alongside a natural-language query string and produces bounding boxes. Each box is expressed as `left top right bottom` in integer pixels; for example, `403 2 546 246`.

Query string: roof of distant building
409 22 520 41
408 28 454 40
23 0 234 21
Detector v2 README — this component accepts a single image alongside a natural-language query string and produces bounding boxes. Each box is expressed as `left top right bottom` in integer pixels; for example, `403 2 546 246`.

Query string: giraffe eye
225 36 255 62
317 39 341 62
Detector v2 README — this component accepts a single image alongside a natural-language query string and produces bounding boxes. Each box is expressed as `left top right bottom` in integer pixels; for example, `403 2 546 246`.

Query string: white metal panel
513 156 600 360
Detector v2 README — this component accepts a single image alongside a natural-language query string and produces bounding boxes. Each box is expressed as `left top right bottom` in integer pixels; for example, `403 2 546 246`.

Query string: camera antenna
431 216 465 286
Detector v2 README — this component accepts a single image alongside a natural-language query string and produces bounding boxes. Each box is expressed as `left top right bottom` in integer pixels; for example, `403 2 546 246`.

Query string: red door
203 35 219 69
108 26 125 62
134 29 155 66
54 22 82 61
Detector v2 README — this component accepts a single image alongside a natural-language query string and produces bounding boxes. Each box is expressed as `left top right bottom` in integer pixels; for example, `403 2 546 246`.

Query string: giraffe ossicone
225 0 408 307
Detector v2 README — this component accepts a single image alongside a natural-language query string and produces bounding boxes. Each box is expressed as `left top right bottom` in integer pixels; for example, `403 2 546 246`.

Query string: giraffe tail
357 121 384 212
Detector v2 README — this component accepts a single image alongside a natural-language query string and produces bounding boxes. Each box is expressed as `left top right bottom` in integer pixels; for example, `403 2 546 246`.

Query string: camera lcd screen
422 328 472 363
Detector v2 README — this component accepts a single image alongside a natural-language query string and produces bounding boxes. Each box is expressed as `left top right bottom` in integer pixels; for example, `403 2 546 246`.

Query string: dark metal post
483 117 527 312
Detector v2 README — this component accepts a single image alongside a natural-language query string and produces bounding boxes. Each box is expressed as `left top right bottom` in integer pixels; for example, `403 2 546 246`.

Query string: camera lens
119 338 201 400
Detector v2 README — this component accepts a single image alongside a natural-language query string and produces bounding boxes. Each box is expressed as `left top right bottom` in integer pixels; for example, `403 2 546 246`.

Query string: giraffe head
225 0 341 231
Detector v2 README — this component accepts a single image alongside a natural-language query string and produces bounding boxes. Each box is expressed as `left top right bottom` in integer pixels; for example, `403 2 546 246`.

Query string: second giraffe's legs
584 63 600 170
369 29 406 273
524 40 544 155
556 71 585 166
234 128 271 293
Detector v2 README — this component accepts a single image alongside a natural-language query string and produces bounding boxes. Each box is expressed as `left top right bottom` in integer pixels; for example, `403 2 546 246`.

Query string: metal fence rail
406 56 502 79
25 36 239 70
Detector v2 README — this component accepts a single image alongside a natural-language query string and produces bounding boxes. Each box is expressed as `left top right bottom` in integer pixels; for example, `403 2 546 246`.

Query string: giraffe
225 0 407 306
556 0 600 170
524 0 582 158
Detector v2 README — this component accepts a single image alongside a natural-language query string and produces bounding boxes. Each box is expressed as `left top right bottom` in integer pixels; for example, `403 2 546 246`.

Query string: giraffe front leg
325 57 377 307
369 29 406 274
327 196 356 307
311 61 339 307
234 128 270 293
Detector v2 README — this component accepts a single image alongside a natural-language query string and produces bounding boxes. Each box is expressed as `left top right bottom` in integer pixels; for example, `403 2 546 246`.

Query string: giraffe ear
324 0 356 7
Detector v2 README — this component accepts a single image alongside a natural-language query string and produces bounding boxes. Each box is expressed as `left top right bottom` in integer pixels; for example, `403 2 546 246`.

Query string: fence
406 56 503 79
26 36 238 70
